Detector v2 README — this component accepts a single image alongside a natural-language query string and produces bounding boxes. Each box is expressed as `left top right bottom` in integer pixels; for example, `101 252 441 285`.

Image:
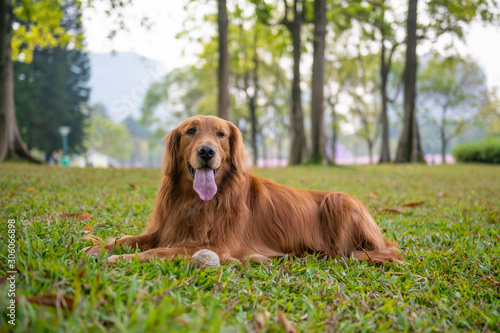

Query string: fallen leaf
403 201 425 208
470 190 476 194
254 313 266 333
78 269 87 278
94 223 106 228
26 187 37 192
277 311 297 333
24 294 74 311
436 192 448 198
83 223 93 234
495 234 500 242
383 207 406 214
129 183 137 190
369 191 378 198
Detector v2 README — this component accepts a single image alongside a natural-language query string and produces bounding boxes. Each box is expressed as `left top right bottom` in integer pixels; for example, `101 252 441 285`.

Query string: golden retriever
84 115 402 264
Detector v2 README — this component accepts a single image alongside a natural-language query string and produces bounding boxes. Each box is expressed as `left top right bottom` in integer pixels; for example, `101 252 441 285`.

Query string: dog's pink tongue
193 169 217 201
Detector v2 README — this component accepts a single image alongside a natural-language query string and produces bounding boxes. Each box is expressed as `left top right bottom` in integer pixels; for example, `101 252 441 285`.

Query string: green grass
1 163 499 332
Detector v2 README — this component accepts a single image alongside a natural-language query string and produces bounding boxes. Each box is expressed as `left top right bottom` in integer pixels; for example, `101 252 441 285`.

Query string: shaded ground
0 163 499 332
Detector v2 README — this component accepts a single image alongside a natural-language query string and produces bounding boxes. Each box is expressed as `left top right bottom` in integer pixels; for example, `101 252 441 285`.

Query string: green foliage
12 0 136 63
476 88 500 138
229 1 291 153
145 0 291 156
12 0 83 63
1 164 499 330
14 2 90 158
84 112 133 161
420 56 485 108
426 0 499 40
452 138 500 163
419 55 487 141
140 64 217 127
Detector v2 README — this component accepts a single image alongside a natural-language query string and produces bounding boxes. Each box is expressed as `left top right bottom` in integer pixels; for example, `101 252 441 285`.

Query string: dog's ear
228 121 248 173
162 127 180 176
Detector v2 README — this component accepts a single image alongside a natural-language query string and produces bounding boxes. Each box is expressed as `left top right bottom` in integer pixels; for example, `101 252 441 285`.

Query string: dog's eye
186 128 196 135
217 131 225 138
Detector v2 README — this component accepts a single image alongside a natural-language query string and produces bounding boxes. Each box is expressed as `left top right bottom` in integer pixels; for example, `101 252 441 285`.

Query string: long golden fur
84 115 402 264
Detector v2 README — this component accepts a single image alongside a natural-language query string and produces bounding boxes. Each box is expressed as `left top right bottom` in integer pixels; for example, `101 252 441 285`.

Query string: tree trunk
249 96 258 166
310 0 326 164
325 97 337 165
379 38 391 163
368 140 373 164
0 0 41 163
245 30 260 166
276 135 283 161
261 130 267 167
331 108 337 165
394 0 425 163
217 0 230 121
283 0 306 165
441 136 446 165
440 110 446 164
290 23 307 165
378 0 391 163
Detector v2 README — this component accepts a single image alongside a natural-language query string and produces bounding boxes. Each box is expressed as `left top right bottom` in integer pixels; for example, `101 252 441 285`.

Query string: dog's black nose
197 145 216 161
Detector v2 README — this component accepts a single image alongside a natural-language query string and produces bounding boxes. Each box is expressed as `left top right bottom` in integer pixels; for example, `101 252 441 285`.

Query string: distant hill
88 52 167 122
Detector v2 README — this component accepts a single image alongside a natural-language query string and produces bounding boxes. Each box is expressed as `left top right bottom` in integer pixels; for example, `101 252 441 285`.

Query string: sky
82 0 500 95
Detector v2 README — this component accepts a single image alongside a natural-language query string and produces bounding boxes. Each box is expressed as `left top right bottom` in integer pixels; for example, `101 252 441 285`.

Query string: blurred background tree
84 104 133 162
0 0 135 163
419 55 487 163
14 1 90 161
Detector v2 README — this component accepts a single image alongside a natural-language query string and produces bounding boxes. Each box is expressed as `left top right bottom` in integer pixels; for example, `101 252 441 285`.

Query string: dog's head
162 115 248 201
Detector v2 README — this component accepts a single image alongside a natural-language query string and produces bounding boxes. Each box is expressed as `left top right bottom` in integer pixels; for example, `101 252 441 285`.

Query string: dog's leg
320 193 403 264
106 247 222 264
106 247 244 265
82 234 155 258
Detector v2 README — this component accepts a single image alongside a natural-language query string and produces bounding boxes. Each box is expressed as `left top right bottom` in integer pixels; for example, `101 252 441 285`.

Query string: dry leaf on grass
254 314 266 333
129 183 137 190
436 192 448 198
403 201 425 208
382 207 406 214
277 311 297 333
254 311 271 333
25 187 37 192
78 269 87 278
24 294 74 311
83 223 93 234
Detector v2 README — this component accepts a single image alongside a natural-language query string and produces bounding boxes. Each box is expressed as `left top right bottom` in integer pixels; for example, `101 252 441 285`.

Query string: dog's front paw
81 245 108 258
107 254 135 264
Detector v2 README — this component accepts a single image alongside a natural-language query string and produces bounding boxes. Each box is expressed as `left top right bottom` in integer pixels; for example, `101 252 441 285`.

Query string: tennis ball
191 249 220 269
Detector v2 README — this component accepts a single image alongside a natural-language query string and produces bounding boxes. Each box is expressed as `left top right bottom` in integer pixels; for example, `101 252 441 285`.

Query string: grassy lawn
1 163 499 332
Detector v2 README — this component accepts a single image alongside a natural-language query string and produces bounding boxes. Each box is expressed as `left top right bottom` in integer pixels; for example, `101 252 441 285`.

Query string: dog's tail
320 192 403 264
